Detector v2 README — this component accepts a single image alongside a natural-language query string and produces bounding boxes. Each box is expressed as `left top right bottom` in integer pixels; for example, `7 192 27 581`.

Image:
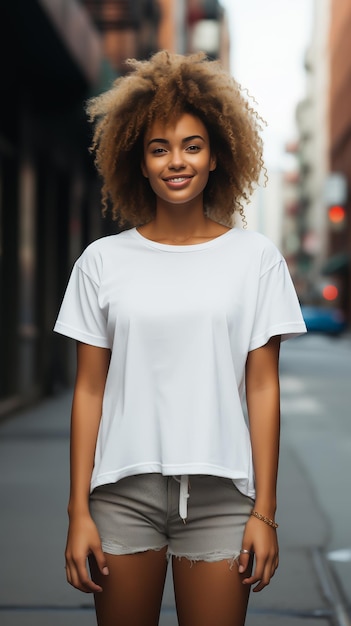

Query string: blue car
301 305 347 335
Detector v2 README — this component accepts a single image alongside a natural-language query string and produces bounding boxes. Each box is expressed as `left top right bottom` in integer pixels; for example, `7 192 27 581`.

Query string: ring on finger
240 548 253 555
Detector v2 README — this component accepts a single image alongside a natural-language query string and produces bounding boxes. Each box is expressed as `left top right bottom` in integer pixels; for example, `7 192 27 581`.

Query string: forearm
68 388 103 516
67 342 110 517
247 385 280 517
240 381 281 591
245 335 281 519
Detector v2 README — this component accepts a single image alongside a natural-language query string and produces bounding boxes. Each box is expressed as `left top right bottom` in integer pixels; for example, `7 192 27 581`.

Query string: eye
186 144 201 152
151 147 167 155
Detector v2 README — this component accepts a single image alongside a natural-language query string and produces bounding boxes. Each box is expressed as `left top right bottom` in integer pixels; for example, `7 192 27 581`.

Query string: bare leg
172 556 252 626
89 547 168 626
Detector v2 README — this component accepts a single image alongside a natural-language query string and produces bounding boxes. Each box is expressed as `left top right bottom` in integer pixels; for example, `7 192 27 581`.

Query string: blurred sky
220 0 314 169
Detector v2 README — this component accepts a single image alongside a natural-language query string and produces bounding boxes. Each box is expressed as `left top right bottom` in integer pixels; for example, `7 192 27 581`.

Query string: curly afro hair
87 50 266 227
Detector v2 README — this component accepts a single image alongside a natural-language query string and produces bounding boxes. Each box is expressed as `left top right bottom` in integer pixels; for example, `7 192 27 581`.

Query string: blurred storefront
0 0 230 416
0 0 103 414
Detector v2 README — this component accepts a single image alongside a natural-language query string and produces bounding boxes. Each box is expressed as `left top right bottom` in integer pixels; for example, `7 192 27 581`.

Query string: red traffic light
328 205 345 223
322 284 339 301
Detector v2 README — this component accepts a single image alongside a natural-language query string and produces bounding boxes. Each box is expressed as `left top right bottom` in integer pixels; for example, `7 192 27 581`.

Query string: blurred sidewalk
0 391 336 626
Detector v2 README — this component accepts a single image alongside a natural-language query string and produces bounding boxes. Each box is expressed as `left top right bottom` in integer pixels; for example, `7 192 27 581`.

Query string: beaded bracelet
251 510 279 529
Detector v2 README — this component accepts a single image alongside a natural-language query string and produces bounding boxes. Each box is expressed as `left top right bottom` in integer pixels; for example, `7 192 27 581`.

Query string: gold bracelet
251 510 279 529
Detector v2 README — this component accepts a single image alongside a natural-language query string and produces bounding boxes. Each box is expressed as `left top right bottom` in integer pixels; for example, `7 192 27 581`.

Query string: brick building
327 0 351 321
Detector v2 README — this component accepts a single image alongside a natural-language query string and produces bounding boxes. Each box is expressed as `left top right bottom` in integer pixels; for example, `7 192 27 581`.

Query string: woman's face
142 113 216 210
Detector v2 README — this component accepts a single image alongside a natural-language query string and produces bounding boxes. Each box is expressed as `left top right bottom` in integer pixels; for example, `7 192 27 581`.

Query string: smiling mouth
164 176 192 183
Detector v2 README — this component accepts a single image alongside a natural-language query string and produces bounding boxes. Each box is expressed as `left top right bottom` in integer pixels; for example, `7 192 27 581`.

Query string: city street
0 333 350 626
1 2 351 625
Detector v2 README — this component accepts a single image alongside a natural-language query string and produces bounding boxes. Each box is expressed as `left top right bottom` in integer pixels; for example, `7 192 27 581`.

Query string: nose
168 149 186 170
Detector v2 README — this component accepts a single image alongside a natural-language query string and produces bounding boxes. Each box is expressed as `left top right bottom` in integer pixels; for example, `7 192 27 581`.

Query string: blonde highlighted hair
87 50 265 227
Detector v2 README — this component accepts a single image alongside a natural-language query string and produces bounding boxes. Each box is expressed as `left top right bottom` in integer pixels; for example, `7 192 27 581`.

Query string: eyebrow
146 134 206 147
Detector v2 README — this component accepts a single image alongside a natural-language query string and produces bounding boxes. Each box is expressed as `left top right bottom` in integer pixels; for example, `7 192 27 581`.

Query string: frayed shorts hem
100 540 168 556
101 540 240 568
168 550 240 568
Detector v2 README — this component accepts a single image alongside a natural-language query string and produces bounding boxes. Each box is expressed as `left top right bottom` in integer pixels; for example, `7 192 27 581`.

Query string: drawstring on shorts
173 475 190 523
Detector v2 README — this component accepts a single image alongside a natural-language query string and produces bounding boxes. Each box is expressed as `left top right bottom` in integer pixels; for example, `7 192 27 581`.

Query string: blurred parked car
301 305 347 335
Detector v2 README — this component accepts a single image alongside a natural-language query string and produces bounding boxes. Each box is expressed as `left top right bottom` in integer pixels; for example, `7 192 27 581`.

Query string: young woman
54 51 306 626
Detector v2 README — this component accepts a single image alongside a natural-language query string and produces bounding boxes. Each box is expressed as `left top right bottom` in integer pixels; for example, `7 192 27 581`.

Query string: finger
252 561 273 592
70 557 103 593
238 552 251 574
253 574 270 592
242 557 265 587
65 564 72 586
244 546 278 580
270 555 279 578
242 571 261 587
92 545 109 577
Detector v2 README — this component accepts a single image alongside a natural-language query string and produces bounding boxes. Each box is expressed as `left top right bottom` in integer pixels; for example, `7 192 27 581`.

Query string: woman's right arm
65 341 111 593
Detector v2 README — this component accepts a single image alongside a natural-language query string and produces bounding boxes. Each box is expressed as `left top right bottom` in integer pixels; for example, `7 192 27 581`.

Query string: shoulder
231 228 283 269
76 229 135 278
78 229 135 262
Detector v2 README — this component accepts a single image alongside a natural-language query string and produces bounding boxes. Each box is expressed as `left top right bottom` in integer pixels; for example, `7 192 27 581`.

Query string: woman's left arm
239 335 281 592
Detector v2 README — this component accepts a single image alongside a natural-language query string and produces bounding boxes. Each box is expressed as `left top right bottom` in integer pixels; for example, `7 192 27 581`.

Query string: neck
151 211 209 240
138 211 231 246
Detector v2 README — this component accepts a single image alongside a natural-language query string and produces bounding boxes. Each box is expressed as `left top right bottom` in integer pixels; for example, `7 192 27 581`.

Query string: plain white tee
54 227 306 499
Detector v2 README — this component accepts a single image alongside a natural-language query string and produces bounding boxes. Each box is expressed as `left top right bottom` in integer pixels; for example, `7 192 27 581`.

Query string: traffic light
328 204 346 225
328 204 346 231
322 284 339 301
324 173 347 231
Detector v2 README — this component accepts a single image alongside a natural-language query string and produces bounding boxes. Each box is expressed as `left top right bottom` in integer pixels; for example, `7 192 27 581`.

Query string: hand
65 513 109 593
238 516 279 592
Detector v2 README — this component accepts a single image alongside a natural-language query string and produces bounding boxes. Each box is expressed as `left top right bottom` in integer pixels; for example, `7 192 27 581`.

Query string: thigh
172 556 252 626
90 547 168 626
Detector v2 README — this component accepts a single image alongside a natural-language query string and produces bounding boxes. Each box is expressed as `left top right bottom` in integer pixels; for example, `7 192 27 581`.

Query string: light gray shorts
89 474 254 563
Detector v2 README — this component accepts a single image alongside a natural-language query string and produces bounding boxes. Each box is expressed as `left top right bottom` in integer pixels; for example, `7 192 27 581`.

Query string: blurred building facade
280 162 303 287
0 0 230 415
82 0 229 69
0 0 105 415
292 0 350 326
293 0 331 303
82 0 161 72
328 0 351 320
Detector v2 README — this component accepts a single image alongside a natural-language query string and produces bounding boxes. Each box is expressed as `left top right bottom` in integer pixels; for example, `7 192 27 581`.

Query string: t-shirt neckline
131 227 235 252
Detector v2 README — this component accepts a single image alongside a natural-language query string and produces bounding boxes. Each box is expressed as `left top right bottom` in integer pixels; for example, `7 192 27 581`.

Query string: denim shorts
89 474 254 563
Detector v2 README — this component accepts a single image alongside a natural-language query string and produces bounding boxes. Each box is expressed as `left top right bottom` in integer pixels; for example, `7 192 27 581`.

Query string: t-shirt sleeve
249 258 307 351
53 261 110 348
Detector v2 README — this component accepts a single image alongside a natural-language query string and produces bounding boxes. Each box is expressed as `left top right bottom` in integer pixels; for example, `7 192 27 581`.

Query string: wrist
251 510 278 529
253 498 276 519
67 498 91 519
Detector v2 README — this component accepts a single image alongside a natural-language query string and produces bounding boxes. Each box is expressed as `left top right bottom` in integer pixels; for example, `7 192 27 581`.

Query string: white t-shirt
54 227 306 499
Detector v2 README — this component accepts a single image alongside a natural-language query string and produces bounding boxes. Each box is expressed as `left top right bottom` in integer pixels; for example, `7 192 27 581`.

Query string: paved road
279 333 351 617
0 333 350 625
